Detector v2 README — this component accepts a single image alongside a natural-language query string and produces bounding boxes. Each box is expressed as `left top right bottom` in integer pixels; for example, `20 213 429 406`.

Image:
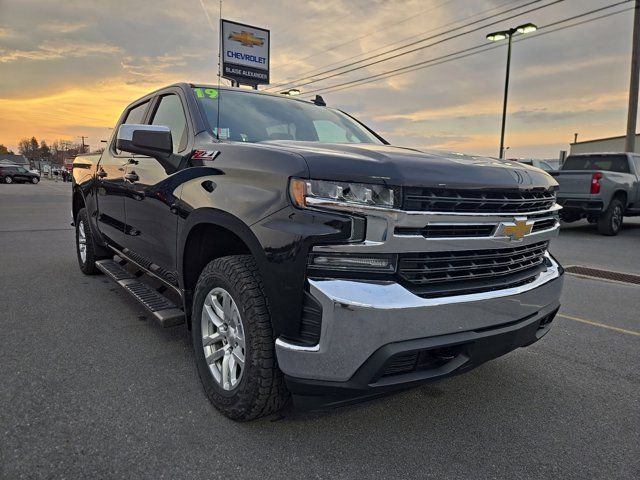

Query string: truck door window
124 101 148 125
150 94 188 153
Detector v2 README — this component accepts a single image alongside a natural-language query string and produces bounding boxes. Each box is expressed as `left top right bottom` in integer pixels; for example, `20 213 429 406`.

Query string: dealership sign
221 19 270 86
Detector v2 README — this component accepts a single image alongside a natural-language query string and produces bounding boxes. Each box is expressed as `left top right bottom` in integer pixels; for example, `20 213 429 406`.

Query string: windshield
193 87 382 144
562 155 629 173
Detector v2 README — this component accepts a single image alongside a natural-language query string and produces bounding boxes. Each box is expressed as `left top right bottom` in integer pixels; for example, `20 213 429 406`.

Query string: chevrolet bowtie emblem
502 218 534 241
228 31 265 47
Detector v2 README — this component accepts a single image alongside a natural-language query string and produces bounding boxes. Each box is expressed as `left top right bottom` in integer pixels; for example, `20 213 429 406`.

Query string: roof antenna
311 95 326 106
215 0 222 140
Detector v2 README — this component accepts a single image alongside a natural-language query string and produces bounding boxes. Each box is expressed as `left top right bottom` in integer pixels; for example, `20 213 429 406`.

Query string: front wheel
191 255 288 421
597 198 624 236
4 176 12 184
31 177 39 184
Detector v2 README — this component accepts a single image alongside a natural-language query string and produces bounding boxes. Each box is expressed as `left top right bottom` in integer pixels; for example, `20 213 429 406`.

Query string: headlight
290 178 395 210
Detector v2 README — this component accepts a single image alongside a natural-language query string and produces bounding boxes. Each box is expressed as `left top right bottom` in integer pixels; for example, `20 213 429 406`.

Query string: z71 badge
192 150 220 160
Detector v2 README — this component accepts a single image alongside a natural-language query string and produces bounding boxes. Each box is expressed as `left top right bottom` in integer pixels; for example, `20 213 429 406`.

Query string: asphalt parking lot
1 181 638 479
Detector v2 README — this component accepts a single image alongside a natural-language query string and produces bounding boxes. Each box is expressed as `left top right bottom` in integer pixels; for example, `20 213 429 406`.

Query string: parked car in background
550 153 640 235
515 159 555 171
0 164 40 184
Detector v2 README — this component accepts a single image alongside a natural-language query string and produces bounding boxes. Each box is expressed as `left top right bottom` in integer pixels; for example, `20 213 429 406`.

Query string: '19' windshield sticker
193 88 218 99
212 127 230 140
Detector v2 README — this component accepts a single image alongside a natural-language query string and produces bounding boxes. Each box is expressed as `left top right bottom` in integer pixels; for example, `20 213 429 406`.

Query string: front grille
396 224 495 238
381 352 419 376
398 241 548 297
531 218 557 232
402 187 556 213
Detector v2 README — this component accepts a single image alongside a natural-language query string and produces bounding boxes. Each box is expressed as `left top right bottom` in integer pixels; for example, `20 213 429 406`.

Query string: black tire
4 176 13 184
31 177 39 184
597 198 624 236
75 208 102 275
191 255 289 421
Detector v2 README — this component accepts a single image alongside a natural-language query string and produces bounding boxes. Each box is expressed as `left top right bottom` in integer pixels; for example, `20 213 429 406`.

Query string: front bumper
276 254 563 407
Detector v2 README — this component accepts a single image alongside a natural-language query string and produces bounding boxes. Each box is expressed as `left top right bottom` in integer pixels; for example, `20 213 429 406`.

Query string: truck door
96 99 150 248
122 91 191 277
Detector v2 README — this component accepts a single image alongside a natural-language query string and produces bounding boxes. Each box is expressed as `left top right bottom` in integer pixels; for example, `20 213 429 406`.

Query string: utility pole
79 136 88 153
625 0 640 153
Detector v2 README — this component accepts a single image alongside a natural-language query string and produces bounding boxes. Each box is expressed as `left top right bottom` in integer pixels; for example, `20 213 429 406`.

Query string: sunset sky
0 0 635 158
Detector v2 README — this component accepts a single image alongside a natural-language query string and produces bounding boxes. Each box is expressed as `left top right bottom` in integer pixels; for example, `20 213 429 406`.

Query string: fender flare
177 207 270 288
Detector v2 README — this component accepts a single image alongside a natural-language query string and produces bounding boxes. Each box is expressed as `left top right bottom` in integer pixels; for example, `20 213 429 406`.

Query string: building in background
570 134 640 155
0 153 29 167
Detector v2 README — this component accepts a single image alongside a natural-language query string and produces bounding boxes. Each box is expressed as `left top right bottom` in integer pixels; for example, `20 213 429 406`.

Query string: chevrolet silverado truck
551 153 640 235
72 83 563 420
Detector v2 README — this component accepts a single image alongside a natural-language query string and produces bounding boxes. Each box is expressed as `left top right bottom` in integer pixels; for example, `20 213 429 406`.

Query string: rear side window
562 155 630 173
151 94 188 153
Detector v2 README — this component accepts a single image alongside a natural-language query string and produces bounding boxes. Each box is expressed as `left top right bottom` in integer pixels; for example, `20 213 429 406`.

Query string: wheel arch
178 208 271 324
72 187 85 221
611 189 628 208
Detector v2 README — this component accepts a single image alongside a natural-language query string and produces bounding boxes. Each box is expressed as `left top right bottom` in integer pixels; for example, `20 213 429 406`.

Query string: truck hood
262 141 557 190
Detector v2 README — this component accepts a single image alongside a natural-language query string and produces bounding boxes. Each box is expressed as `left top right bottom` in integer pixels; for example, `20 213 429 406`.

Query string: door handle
128 158 139 165
96 170 107 178
125 172 139 182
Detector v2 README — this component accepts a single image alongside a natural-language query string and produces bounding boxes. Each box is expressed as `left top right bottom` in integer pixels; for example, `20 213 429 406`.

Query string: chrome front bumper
276 253 563 382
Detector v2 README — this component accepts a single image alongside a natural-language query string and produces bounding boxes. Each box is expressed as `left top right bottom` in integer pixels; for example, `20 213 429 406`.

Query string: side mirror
116 124 172 156
116 124 180 173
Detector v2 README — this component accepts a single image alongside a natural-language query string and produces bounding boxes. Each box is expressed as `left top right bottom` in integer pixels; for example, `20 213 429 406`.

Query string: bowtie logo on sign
228 31 265 47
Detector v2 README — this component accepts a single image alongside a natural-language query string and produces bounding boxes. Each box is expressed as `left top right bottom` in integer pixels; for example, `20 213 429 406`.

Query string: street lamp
280 88 301 96
486 22 537 159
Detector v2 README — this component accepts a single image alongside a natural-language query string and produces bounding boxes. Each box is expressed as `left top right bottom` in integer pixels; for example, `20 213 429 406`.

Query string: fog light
309 253 396 272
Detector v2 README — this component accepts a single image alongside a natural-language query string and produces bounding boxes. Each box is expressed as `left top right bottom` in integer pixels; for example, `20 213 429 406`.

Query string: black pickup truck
72 83 563 420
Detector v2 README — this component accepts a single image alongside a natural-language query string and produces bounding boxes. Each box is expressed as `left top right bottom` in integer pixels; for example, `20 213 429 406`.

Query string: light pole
487 23 537 159
279 89 301 96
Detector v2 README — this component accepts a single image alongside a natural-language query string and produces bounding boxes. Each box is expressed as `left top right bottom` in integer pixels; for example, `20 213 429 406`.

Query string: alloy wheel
612 205 622 231
201 287 246 391
78 221 87 263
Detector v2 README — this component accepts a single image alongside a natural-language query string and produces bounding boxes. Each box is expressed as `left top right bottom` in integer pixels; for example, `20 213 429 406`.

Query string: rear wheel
191 255 288 421
597 198 624 236
4 176 12 184
75 208 102 274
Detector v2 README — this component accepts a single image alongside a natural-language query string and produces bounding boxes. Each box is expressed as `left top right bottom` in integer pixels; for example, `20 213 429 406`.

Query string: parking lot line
558 313 640 337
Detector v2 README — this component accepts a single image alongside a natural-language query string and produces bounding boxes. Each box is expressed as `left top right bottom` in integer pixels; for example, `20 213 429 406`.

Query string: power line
269 0 529 89
266 0 563 91
303 5 633 97
281 0 460 68
299 3 633 98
